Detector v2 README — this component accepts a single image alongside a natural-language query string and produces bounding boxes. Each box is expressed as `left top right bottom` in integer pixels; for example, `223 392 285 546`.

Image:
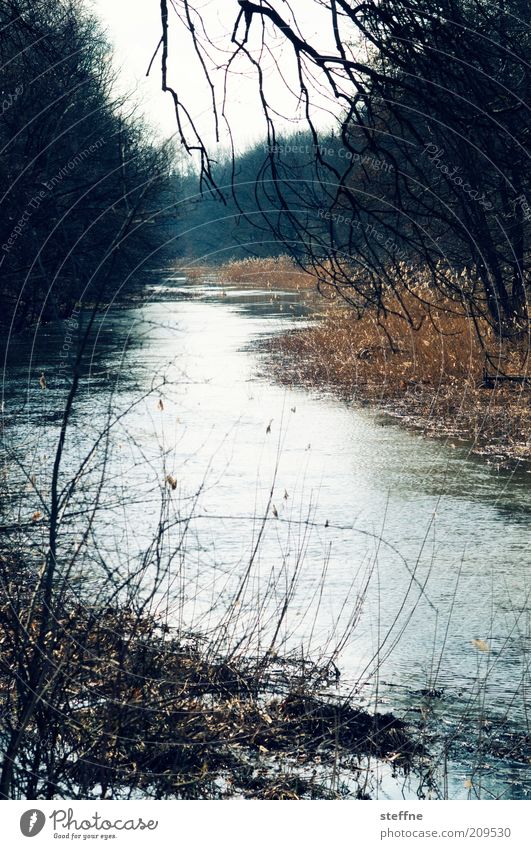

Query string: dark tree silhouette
0 0 177 331
159 0 530 342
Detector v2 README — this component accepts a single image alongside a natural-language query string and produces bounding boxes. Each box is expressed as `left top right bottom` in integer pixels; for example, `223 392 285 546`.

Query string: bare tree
158 0 530 342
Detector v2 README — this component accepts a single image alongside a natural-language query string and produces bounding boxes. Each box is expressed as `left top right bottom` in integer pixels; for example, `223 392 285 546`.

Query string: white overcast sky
90 0 340 153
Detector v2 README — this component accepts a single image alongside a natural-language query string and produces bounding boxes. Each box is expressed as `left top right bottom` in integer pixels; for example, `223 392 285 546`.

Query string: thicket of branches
163 0 530 342
180 129 415 263
179 134 334 261
0 0 177 331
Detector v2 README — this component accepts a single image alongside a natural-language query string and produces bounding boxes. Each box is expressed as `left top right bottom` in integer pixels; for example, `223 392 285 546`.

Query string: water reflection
2 276 530 798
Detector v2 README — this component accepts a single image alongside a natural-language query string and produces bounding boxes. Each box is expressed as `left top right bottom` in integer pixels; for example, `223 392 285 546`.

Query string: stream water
2 274 530 800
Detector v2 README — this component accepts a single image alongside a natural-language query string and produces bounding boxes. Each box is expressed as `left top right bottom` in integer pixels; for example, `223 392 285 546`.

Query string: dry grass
0 574 420 799
176 262 216 281
178 255 318 297
177 256 529 459
216 256 312 291
254 264 530 463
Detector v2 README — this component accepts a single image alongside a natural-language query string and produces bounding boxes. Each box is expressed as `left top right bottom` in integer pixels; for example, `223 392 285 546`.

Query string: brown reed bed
204 260 528 464
178 256 529 462
267 309 528 463
177 256 320 301
215 256 312 291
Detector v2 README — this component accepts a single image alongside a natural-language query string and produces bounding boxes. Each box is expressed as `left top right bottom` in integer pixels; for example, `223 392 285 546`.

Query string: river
2 273 530 800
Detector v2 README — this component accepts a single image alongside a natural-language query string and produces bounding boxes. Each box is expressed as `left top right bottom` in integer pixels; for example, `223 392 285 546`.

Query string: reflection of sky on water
2 280 530 799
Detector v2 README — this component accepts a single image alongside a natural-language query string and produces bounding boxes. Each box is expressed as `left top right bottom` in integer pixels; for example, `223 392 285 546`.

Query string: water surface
3 276 530 799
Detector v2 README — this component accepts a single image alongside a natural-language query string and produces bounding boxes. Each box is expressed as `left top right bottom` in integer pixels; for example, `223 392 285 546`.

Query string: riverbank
3 271 530 800
0 563 420 799
181 258 530 465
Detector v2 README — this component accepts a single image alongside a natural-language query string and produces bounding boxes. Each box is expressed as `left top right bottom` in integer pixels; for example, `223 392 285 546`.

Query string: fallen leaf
472 639 490 652
165 475 177 490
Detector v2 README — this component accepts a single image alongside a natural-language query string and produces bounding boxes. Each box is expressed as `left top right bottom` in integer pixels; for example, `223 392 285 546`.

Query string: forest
0 0 177 330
